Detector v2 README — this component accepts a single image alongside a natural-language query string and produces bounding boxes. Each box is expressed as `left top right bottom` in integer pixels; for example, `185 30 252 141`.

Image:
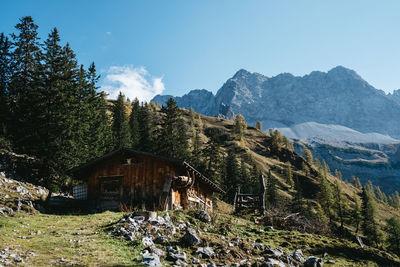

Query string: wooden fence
233 174 266 214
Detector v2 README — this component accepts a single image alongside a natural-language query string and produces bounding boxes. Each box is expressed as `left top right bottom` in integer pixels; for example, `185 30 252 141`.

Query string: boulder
261 258 286 267
293 249 305 263
168 251 186 261
303 256 323 267
182 227 201 246
142 237 154 247
195 210 212 223
196 247 215 258
142 253 162 267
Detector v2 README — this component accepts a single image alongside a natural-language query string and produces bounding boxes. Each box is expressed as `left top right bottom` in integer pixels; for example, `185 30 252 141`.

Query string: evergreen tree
386 217 400 256
355 177 362 189
266 170 278 208
302 162 310 176
233 114 246 140
84 63 113 158
255 120 262 131
112 92 131 149
314 158 321 169
374 186 387 203
8 16 42 154
365 180 375 197
285 161 294 188
138 102 156 152
223 150 240 202
202 133 224 185
334 169 342 180
334 180 346 230
361 186 383 246
304 147 313 163
129 98 140 148
157 98 189 159
318 175 334 222
0 33 12 137
352 194 362 234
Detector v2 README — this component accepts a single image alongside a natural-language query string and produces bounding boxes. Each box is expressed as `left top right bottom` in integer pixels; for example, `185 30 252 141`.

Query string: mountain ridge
152 66 400 138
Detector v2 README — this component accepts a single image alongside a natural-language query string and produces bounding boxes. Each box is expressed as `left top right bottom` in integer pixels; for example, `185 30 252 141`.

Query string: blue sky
1 1 400 101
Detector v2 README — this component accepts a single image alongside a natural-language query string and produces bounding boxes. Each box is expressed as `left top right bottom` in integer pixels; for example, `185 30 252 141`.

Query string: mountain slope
152 66 400 139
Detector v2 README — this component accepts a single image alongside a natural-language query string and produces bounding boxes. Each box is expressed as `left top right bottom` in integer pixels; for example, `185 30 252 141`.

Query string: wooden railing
234 174 266 214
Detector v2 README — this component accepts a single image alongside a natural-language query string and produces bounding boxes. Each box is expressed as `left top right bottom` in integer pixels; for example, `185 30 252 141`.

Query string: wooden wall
82 151 214 211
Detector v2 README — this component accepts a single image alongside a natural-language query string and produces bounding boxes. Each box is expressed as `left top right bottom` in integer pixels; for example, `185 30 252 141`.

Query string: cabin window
99 177 122 200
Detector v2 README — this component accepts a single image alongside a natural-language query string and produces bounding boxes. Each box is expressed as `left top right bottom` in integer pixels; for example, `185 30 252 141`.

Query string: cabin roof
69 147 225 194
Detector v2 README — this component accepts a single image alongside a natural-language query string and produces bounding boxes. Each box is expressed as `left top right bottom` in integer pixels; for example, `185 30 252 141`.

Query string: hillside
1 178 400 266
152 66 400 194
179 110 400 225
1 106 400 266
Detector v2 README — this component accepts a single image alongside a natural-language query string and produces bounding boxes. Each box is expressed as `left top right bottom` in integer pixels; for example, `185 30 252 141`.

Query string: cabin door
99 176 123 210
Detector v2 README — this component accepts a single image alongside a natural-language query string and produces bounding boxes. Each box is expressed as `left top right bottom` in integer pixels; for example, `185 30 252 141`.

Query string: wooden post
259 174 266 215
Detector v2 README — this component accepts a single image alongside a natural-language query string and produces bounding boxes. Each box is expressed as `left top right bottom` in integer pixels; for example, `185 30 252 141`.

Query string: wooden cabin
70 147 224 212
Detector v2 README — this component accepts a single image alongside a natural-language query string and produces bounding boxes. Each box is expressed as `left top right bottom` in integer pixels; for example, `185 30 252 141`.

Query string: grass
1 209 400 266
0 211 141 266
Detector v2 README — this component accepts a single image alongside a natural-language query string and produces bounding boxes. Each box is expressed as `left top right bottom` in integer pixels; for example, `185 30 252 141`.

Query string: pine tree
355 177 362 189
302 162 310 176
202 133 224 185
0 33 12 137
112 92 131 149
303 147 313 163
334 180 347 230
139 102 156 152
352 194 362 234
386 217 400 256
266 170 278 208
334 169 342 180
318 175 334 222
365 180 375 197
157 98 189 159
374 186 387 203
85 63 113 158
255 120 262 131
361 186 383 246
285 161 294 188
8 16 42 155
233 114 246 140
129 98 141 148
223 151 240 202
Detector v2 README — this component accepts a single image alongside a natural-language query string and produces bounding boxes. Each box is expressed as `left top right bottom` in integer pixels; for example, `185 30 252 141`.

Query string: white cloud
101 65 165 102
106 31 112 35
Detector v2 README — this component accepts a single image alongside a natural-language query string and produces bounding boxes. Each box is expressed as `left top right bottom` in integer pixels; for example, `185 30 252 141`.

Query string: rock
261 258 286 267
293 249 305 263
264 248 283 258
326 259 334 264
126 232 135 241
254 243 264 250
174 259 188 266
195 210 212 223
228 242 235 247
167 246 180 254
182 227 201 246
196 247 214 258
208 262 216 267
142 236 154 247
149 246 165 257
154 236 169 244
192 257 200 264
168 251 186 261
303 256 323 267
142 253 162 267
163 212 170 221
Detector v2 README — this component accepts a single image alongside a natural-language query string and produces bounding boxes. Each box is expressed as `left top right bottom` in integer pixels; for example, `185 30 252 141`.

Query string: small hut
70 147 224 211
